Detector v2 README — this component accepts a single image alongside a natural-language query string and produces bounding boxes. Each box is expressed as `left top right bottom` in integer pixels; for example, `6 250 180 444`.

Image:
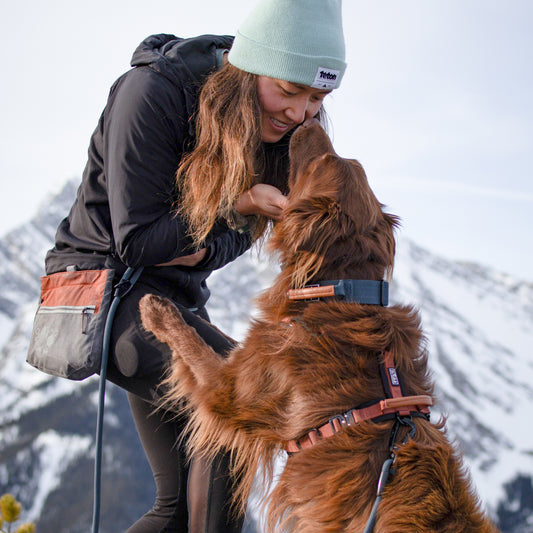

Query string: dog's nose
301 118 320 129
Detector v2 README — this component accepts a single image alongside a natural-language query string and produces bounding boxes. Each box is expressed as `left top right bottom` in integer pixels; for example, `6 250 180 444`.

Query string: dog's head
269 119 399 289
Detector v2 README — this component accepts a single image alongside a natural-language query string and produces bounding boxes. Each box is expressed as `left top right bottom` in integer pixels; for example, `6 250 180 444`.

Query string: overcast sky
1 0 532 282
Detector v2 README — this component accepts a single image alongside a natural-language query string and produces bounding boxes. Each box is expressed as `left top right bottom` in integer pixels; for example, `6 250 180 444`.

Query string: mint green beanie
228 0 346 90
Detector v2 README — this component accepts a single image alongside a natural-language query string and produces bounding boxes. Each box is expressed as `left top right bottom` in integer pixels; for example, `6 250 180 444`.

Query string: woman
45 0 346 530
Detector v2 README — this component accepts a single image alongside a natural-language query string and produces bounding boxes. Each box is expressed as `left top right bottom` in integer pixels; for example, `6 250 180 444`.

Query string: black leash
91 266 144 533
363 415 417 533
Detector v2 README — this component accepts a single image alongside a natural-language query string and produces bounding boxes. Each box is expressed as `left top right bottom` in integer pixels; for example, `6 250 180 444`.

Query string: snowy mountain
1 180 532 532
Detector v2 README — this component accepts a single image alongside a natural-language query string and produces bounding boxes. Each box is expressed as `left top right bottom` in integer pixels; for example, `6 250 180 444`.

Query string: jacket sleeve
103 66 199 267
197 228 253 272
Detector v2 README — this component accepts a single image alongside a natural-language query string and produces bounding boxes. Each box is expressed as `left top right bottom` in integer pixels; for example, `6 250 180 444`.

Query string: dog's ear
270 155 400 287
270 156 358 287
271 195 342 288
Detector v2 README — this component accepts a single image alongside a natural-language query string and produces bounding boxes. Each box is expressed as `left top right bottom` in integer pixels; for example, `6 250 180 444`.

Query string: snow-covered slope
0 180 531 532
392 241 533 531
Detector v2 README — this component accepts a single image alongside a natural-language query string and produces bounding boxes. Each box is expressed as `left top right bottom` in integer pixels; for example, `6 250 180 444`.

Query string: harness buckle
329 413 350 433
344 409 358 426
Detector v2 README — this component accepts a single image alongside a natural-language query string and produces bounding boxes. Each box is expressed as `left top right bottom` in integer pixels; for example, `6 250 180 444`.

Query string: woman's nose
285 97 311 124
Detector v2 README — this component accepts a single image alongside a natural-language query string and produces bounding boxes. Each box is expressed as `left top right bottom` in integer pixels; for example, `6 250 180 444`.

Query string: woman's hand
234 184 288 220
156 248 207 267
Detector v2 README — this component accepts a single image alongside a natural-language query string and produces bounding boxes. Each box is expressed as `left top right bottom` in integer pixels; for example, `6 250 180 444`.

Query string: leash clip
397 414 417 443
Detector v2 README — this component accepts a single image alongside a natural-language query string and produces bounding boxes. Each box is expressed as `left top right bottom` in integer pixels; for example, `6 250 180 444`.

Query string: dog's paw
139 294 186 345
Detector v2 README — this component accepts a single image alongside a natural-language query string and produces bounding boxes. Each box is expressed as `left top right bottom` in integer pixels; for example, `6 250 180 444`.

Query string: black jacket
46 34 252 309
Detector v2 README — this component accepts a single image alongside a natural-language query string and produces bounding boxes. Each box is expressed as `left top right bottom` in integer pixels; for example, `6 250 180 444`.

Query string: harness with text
284 351 432 453
284 279 432 532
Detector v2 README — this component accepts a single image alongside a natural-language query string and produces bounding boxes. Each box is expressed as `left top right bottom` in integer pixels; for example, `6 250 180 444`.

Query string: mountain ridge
0 179 531 532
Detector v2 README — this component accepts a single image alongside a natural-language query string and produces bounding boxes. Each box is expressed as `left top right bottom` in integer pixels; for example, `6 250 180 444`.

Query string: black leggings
104 281 244 533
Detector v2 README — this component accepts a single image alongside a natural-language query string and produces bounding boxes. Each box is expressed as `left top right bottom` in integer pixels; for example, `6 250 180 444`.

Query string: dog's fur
140 120 498 532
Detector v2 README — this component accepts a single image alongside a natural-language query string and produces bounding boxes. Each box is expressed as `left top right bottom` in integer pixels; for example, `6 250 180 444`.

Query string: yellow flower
0 493 22 523
15 523 37 533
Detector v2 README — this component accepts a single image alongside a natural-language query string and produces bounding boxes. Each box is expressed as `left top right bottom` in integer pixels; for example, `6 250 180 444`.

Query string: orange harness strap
284 351 432 454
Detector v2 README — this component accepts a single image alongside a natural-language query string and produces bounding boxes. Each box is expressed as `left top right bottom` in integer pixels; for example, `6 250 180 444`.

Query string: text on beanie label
311 67 341 89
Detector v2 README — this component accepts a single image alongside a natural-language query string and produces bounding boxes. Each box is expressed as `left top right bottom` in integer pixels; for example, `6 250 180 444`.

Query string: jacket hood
130 33 234 88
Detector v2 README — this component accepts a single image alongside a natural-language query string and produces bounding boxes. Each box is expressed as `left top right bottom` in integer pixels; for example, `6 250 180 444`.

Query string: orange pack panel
40 270 109 313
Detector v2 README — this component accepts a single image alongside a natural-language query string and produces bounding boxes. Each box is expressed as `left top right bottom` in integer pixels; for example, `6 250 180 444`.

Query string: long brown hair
177 63 327 246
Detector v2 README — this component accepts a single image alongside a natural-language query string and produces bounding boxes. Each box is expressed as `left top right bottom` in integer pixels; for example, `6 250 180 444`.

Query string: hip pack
27 268 142 380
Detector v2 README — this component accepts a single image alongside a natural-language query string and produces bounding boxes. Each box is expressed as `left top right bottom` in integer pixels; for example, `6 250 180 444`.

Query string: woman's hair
176 63 327 246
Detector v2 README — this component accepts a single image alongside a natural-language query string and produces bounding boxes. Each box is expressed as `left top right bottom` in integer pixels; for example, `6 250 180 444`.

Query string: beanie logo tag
312 67 340 89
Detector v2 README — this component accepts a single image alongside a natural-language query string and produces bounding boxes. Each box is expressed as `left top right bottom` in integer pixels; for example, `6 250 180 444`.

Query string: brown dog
140 120 499 532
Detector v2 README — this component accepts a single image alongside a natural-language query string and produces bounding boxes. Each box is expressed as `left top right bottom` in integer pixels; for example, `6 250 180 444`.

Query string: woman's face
257 76 331 143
